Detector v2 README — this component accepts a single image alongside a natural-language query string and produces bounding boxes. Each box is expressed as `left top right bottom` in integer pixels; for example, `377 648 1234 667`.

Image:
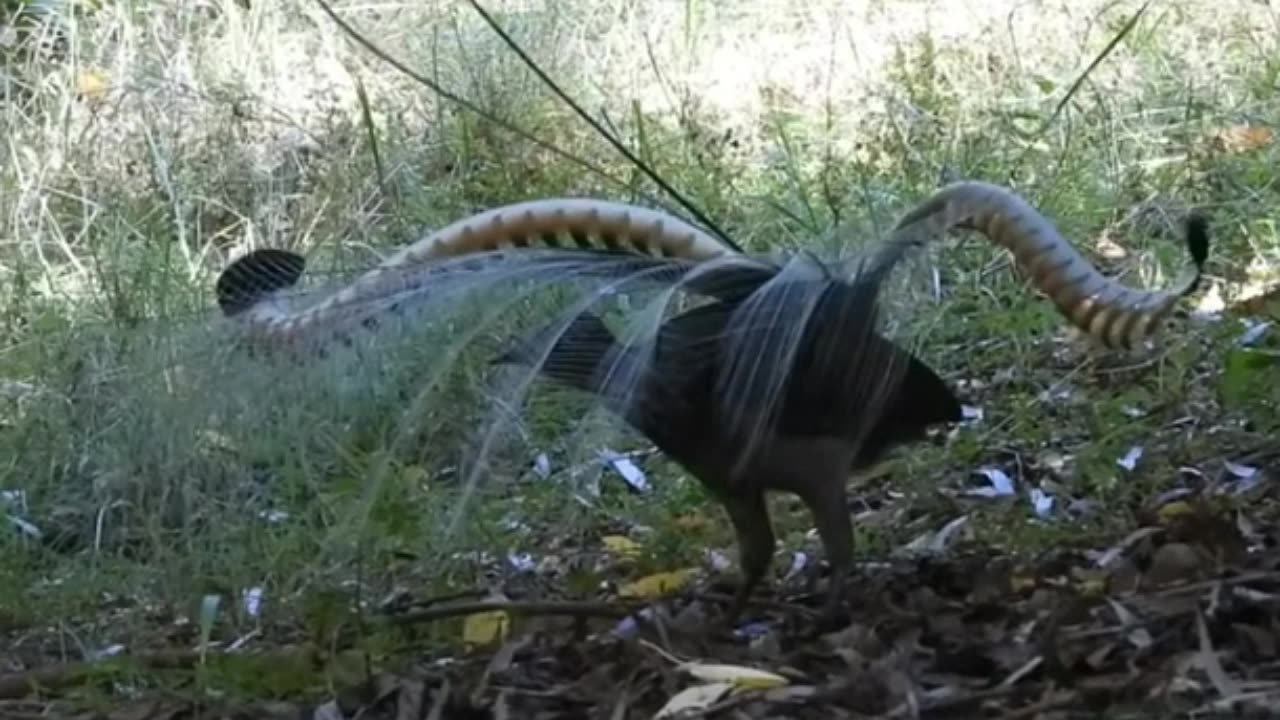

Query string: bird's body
494 266 963 623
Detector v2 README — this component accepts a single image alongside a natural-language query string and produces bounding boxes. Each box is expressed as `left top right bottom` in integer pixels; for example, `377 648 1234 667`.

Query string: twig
379 599 647 627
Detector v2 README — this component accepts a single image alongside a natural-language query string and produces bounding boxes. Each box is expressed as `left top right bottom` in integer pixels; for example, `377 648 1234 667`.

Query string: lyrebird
216 179 1208 625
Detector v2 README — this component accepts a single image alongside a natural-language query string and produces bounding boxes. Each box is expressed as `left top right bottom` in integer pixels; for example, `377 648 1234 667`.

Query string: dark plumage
494 260 963 624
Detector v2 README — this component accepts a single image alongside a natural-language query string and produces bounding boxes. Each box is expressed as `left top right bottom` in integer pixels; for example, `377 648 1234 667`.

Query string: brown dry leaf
1212 124 1273 153
1228 282 1280 317
1093 232 1130 260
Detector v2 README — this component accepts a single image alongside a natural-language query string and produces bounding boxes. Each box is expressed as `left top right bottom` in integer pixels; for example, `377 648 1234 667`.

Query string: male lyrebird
215 180 1209 625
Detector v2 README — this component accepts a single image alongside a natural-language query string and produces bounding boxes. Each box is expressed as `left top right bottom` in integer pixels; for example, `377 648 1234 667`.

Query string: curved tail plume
884 180 1210 351
215 181 1209 355
215 249 307 318
214 198 743 345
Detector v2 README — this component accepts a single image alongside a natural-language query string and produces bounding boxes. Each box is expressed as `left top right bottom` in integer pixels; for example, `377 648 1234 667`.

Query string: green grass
1 0 1278 703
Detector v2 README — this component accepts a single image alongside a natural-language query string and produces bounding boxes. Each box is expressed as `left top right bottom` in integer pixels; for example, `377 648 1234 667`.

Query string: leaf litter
6 443 1280 718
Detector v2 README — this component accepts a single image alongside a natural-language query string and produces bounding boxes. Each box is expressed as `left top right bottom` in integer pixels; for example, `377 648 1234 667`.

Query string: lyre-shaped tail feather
214 198 742 345
214 181 1208 355
886 180 1211 350
215 249 307 317
490 310 622 396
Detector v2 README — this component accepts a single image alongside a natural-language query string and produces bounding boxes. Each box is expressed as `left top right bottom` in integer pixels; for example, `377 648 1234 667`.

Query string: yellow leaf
618 568 698 598
602 534 643 559
75 69 108 101
678 662 789 689
462 609 509 649
1157 500 1195 523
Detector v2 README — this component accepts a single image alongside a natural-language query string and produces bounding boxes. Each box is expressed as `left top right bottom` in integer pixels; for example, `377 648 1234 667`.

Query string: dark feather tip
1184 212 1210 269
215 248 307 317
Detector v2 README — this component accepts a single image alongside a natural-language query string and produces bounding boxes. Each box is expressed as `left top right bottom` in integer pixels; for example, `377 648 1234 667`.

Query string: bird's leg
715 487 776 627
793 472 854 627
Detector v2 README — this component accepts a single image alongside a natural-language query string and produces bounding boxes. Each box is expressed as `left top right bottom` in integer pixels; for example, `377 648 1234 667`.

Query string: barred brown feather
218 181 1208 354
885 181 1210 350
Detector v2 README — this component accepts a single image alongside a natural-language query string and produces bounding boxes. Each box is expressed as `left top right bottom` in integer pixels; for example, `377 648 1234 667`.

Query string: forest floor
2 0 1279 717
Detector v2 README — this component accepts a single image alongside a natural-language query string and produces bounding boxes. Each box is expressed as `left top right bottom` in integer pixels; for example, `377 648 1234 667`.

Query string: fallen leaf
1225 461 1258 480
1094 232 1129 260
7 514 41 539
618 568 699 598
531 452 551 478
1029 488 1055 517
600 448 648 492
75 68 109 101
241 587 263 618
1227 282 1280 316
653 682 733 718
1157 500 1196 523
967 467 1014 497
678 662 789 689
1212 124 1273 153
1237 320 1270 346
1116 446 1143 472
602 535 643 560
463 609 510 650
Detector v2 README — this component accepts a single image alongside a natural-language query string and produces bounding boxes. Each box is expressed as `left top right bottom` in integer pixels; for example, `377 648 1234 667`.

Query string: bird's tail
491 309 621 396
214 248 308 318
883 181 1211 350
